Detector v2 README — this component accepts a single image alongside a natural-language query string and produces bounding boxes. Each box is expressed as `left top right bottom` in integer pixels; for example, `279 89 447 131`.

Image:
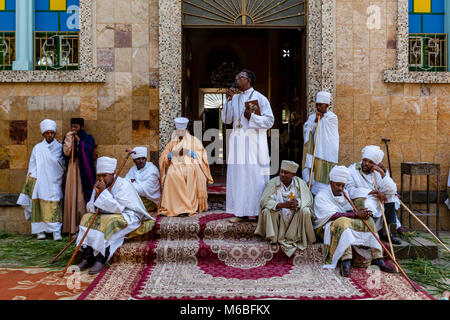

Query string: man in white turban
75 156 153 274
125 146 161 212
302 91 339 195
17 119 66 241
345 145 403 244
255 160 316 257
313 165 395 277
159 118 213 217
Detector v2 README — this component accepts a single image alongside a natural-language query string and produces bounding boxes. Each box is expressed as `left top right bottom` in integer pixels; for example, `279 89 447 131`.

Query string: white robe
125 162 161 205
445 169 450 210
345 162 401 231
77 177 153 261
314 185 382 269
270 180 299 226
302 111 339 195
222 87 274 217
17 139 65 234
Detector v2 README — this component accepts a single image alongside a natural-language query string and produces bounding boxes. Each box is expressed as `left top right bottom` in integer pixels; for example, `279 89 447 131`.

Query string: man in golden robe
158 117 213 217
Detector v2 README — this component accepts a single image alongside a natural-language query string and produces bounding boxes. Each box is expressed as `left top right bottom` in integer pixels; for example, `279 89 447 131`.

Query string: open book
245 100 261 116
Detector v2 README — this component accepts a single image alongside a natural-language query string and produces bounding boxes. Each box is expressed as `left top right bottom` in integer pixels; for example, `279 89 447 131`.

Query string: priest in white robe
345 145 402 244
302 91 339 195
125 146 161 213
446 169 450 210
222 69 275 222
255 160 316 257
17 119 65 241
75 157 153 274
313 165 395 277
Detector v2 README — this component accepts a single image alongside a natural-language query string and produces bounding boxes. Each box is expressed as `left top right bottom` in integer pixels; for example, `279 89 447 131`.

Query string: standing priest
76 156 153 274
302 91 339 195
17 119 66 241
255 160 316 257
222 69 275 222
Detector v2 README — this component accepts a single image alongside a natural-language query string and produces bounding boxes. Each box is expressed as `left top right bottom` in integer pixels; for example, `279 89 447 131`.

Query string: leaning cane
61 152 132 276
50 236 77 264
400 201 450 253
373 175 398 272
68 138 75 243
342 192 420 292
308 116 321 189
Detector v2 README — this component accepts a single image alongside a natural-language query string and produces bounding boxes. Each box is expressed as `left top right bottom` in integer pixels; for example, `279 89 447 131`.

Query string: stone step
390 236 438 260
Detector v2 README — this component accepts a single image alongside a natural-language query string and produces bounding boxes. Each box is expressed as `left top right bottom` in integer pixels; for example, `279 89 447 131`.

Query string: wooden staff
68 138 75 242
61 153 132 276
50 236 77 264
400 201 450 253
373 175 398 272
308 116 321 189
342 192 420 292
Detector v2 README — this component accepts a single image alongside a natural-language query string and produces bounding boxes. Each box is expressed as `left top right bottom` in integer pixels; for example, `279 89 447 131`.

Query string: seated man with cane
76 156 153 274
313 165 395 277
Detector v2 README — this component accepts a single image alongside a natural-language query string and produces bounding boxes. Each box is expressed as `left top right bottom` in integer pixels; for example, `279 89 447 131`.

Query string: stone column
12 0 35 70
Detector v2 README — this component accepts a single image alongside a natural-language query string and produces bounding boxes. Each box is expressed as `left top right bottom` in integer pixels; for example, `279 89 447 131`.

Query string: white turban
174 117 189 129
281 160 299 174
40 119 57 134
362 145 384 164
329 165 349 183
132 147 148 160
97 156 117 174
316 91 331 105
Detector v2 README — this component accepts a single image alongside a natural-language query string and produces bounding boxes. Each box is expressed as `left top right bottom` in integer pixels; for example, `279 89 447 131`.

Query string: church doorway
182 27 306 180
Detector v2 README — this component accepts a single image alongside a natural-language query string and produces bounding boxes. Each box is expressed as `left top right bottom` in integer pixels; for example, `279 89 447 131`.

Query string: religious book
245 100 261 116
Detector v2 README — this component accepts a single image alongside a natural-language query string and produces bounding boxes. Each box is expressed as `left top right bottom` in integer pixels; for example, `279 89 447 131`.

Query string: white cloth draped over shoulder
125 162 161 205
17 139 65 233
302 111 339 195
222 88 274 217
78 177 153 260
345 162 401 230
446 170 450 210
314 185 382 269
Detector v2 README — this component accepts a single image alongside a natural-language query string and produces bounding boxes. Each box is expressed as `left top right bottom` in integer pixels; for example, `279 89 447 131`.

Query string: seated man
255 160 316 257
314 165 395 277
17 119 66 241
76 157 153 274
125 146 161 213
158 117 213 217
345 145 402 244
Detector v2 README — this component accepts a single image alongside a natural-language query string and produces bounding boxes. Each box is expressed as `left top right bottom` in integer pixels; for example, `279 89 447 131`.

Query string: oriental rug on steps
78 211 434 300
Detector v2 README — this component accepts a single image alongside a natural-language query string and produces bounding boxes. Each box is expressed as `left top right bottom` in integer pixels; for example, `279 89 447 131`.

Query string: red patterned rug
207 184 226 195
79 211 434 300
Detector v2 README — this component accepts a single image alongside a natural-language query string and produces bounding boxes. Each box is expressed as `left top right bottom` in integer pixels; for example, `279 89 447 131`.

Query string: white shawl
125 162 161 205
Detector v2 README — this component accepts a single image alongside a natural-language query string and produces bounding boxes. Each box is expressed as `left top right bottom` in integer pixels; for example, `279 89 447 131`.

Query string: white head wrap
316 91 331 105
40 119 57 134
362 145 384 164
281 160 299 174
329 165 349 183
174 117 189 130
97 156 117 174
132 147 148 160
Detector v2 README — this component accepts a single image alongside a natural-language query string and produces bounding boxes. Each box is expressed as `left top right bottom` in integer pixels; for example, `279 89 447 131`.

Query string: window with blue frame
0 0 80 70
408 0 447 71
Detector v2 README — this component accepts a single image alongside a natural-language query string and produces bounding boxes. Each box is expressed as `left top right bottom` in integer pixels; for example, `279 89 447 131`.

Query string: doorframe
158 0 336 152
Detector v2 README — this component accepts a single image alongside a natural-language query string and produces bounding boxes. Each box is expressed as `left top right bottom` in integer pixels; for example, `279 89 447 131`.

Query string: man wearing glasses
222 70 274 223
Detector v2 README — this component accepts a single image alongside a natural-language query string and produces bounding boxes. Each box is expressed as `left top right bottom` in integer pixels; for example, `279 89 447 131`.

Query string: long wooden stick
61 153 131 276
400 201 450 253
308 116 321 189
373 175 398 272
68 138 75 242
50 235 77 264
342 192 420 292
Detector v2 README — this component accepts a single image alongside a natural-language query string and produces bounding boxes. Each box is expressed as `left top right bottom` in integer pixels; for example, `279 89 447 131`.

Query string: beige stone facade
0 0 448 233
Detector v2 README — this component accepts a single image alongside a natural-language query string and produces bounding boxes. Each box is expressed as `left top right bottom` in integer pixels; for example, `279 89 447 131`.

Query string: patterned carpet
79 211 434 300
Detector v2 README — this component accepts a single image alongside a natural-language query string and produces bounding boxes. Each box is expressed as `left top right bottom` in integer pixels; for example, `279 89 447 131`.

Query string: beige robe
255 176 316 257
62 134 86 233
158 132 213 217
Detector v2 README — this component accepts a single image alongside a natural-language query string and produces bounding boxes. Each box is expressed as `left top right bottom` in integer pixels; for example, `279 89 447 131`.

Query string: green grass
0 233 76 269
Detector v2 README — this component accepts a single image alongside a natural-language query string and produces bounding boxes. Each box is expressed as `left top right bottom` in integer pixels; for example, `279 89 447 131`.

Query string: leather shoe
371 258 396 273
341 259 351 277
380 233 401 245
88 261 106 274
77 259 94 271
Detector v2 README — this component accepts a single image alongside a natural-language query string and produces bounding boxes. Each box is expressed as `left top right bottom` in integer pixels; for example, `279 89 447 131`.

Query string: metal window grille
0 32 15 70
34 31 79 70
408 33 447 72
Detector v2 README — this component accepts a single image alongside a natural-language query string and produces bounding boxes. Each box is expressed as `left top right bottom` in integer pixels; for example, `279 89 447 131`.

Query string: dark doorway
182 28 306 180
